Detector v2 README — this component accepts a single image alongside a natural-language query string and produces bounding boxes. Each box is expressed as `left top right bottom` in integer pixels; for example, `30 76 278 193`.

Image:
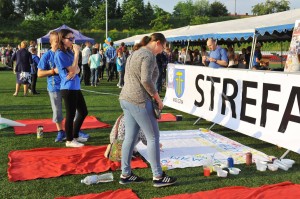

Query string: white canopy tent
114 8 300 45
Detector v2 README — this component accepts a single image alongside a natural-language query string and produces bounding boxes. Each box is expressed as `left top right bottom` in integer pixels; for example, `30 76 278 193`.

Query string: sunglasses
65 37 75 42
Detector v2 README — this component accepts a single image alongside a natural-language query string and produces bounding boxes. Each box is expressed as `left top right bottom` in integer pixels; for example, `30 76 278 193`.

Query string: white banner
164 64 300 154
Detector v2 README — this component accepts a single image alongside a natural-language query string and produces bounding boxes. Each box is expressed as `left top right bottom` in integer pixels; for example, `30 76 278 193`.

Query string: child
116 51 125 88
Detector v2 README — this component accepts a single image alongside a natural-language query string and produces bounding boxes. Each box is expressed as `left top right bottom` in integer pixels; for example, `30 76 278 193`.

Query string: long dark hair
58 29 73 53
135 33 166 51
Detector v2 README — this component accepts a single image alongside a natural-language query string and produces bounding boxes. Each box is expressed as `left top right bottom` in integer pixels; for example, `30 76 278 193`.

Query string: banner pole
279 150 290 160
193 117 201 125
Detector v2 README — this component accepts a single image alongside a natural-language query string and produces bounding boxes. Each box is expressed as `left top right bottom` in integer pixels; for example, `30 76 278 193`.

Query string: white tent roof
114 8 300 45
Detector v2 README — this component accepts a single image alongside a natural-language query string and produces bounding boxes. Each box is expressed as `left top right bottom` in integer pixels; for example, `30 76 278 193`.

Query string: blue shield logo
174 69 185 98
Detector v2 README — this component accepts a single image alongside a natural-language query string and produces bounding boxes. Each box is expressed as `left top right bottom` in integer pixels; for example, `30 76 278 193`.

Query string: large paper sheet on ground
164 64 300 154
136 129 269 169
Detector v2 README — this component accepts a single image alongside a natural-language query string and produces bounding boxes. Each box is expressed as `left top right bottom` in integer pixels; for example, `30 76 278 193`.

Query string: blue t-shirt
31 55 40 74
54 49 80 90
208 46 228 69
253 50 262 67
37 50 61 92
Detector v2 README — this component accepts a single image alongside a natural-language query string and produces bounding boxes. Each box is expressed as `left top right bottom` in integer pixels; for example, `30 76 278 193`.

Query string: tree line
0 0 291 45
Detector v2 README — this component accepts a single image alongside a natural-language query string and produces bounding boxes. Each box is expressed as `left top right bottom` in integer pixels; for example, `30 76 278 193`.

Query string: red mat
158 113 177 122
153 181 300 199
56 189 139 199
8 146 148 182
13 116 111 135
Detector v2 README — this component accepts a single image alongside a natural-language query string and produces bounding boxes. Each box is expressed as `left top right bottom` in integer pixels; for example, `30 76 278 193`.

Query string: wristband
51 68 55 75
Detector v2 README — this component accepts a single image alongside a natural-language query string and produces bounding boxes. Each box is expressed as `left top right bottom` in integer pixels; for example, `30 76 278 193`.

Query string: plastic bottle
81 173 113 185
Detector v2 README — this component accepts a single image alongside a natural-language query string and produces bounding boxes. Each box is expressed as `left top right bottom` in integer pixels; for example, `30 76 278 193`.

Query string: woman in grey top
119 33 177 187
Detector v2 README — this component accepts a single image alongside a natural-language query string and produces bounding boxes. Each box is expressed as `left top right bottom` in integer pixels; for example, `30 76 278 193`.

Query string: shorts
48 91 64 123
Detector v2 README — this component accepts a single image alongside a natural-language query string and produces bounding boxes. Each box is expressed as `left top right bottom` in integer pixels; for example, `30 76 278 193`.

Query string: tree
173 0 195 21
115 2 122 18
150 5 172 31
122 0 144 29
209 1 228 17
108 0 117 18
190 16 209 25
194 0 210 17
76 0 104 18
144 2 154 26
252 0 290 15
89 3 106 29
0 0 15 19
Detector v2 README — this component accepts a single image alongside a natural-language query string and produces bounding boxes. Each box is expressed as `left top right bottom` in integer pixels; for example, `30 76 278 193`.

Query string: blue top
116 57 125 72
37 50 61 92
253 50 262 67
208 46 228 69
105 45 116 63
31 54 40 74
54 49 80 90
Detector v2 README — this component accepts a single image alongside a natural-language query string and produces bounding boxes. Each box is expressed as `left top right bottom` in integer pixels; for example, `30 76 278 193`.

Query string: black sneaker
153 172 177 188
119 173 144 185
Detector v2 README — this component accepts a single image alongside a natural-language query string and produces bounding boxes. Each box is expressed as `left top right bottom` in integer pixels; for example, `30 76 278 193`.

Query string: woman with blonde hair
11 41 33 96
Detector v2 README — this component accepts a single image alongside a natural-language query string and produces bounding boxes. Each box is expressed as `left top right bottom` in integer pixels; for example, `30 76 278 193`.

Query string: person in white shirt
80 41 91 85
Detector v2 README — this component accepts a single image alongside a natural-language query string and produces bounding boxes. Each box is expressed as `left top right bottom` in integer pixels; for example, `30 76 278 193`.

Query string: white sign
164 64 300 154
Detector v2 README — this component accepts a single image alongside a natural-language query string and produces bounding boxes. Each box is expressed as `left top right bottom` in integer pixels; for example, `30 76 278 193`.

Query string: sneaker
153 172 177 188
119 173 144 185
66 140 84 147
55 131 66 142
75 137 88 142
79 131 90 139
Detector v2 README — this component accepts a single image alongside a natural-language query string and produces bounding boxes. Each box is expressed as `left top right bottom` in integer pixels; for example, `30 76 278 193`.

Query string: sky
137 0 300 15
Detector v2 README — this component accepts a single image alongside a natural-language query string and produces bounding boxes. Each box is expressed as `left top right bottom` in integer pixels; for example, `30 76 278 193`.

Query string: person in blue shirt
116 51 125 88
38 31 68 143
203 38 228 68
54 29 88 148
30 47 40 94
253 42 262 68
104 39 116 82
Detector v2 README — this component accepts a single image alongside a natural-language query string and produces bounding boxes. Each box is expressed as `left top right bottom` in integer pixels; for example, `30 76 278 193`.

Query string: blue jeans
90 68 99 85
120 99 162 177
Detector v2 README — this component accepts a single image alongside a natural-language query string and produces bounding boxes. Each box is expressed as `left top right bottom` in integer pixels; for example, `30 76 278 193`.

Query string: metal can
227 156 234 168
246 152 252 165
37 126 43 139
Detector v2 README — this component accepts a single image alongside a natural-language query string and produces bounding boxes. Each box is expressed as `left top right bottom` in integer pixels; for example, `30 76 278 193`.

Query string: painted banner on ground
164 64 300 154
136 129 269 169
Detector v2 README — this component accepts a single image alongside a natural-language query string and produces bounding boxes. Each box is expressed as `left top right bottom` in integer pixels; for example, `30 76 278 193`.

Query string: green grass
0 70 300 199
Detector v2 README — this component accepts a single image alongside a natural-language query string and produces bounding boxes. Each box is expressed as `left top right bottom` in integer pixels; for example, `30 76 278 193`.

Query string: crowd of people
6 31 284 188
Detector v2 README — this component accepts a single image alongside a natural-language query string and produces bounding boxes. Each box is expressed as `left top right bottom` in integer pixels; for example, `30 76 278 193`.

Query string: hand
208 57 216 63
72 44 80 54
54 68 59 74
156 97 164 110
67 71 76 80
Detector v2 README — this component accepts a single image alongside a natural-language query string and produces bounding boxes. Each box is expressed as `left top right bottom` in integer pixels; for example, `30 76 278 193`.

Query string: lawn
0 69 299 199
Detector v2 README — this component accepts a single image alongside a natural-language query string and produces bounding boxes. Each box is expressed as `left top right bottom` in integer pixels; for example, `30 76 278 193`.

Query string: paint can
37 125 43 139
227 156 234 168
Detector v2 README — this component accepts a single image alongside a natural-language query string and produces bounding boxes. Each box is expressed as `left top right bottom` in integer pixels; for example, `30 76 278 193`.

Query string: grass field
0 69 300 199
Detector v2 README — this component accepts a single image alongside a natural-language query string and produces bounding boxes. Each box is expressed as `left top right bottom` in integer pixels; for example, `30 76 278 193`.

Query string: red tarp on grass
153 181 300 199
13 116 110 135
55 189 139 199
8 146 147 182
158 113 177 122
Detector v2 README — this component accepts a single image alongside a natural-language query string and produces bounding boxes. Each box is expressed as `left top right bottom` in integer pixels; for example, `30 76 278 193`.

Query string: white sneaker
75 137 88 142
66 140 84 147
